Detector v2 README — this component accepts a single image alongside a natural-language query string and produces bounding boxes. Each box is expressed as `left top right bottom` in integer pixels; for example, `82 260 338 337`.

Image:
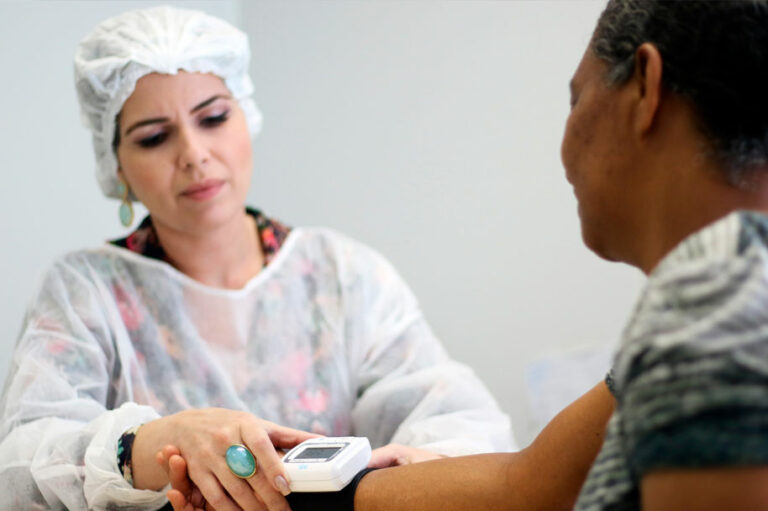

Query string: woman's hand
131 408 318 511
160 443 290 511
368 443 446 468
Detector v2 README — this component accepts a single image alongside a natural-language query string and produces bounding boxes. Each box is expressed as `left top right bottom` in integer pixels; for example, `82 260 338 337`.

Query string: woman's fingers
241 426 293 498
263 422 322 450
188 463 245 511
167 488 202 511
163 447 200 511
166 489 187 511
368 443 445 468
168 454 197 501
211 445 274 511
368 444 400 468
163 444 182 461
215 470 267 511
166 451 209 511
243 461 291 511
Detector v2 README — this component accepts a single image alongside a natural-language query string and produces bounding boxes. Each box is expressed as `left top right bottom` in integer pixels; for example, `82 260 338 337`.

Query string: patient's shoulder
612 212 768 477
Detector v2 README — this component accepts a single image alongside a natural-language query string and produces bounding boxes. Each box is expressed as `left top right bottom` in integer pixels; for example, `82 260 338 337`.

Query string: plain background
0 0 643 445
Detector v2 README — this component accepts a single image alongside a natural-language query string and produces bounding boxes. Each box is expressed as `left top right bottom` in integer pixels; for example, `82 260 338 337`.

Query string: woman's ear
632 42 663 136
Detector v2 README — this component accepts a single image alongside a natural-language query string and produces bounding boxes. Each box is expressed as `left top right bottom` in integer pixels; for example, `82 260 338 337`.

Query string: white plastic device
282 436 371 492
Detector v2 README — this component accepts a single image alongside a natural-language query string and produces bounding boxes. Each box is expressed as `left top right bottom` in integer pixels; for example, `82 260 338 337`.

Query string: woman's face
561 50 640 264
116 72 253 234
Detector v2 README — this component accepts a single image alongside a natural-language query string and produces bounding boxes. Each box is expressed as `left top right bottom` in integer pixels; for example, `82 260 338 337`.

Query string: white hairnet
74 5 263 199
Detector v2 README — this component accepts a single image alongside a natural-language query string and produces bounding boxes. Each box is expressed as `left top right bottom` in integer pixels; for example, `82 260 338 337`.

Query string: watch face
293 446 342 460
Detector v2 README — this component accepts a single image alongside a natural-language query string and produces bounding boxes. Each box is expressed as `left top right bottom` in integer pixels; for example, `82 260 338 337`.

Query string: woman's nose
176 125 210 171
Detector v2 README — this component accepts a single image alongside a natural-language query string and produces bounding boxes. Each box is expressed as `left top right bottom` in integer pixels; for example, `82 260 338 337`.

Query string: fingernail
275 475 291 496
396 457 410 466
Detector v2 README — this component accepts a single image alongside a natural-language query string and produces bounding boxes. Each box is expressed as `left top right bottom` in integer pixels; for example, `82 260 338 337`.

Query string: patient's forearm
355 454 516 511
354 381 614 511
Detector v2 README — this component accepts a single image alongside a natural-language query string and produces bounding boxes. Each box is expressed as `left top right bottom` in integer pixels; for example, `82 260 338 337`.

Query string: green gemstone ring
225 444 258 479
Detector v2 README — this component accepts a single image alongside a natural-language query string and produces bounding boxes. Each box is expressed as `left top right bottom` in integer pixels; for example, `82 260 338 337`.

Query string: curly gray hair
592 0 768 187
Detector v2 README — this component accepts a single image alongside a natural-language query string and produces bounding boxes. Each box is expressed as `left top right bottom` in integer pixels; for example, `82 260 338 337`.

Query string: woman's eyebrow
124 95 232 136
191 94 231 113
125 117 168 136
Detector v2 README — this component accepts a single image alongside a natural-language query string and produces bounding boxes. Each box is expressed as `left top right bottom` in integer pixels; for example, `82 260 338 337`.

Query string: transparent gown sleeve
344 244 515 455
0 258 167 510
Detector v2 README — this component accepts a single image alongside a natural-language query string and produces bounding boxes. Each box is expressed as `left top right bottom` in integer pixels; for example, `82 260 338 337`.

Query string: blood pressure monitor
283 437 371 492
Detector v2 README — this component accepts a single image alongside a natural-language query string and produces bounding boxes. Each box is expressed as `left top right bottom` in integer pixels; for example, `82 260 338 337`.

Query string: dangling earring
116 176 134 227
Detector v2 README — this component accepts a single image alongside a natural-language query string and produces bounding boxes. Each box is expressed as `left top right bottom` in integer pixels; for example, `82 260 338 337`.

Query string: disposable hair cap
74 5 262 199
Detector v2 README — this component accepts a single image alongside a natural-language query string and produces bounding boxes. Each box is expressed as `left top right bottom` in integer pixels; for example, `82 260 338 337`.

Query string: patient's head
561 0 768 273
592 0 768 187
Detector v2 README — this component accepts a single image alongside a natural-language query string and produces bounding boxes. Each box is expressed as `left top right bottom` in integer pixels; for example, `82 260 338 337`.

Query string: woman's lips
181 179 225 201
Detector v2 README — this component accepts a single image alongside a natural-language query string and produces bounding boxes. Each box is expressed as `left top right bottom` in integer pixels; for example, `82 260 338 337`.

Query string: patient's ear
632 42 663 136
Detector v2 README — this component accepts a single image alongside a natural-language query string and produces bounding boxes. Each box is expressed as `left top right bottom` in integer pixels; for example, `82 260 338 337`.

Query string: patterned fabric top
0 220 513 508
575 210 768 511
110 207 291 266
110 207 290 486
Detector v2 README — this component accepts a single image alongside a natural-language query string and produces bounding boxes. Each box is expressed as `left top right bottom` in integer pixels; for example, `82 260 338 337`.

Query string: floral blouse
114 208 290 485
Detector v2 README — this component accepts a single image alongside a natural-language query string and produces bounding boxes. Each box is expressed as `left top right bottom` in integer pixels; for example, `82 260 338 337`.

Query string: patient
0 5 516 510
162 0 768 510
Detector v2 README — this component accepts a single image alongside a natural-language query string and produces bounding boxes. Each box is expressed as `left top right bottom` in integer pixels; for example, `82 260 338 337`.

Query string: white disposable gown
0 228 513 510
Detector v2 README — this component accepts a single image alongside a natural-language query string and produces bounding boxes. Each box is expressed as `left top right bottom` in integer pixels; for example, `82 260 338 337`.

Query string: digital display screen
295 446 342 460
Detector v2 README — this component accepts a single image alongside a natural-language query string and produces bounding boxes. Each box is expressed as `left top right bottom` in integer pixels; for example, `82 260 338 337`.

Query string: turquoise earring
117 178 134 227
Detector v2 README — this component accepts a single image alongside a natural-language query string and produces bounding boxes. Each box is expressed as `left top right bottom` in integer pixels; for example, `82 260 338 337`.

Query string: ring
225 444 258 478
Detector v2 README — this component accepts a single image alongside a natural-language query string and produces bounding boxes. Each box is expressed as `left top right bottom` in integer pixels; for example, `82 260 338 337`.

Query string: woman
0 6 513 510
166 0 768 509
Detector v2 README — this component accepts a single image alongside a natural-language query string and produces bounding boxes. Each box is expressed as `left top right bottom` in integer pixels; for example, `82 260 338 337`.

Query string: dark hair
112 113 121 155
592 0 768 186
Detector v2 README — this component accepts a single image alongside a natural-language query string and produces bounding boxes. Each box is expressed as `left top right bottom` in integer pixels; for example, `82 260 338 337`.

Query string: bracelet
117 424 143 486
286 468 377 511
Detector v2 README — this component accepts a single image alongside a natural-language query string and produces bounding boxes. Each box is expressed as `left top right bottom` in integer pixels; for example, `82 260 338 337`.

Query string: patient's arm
166 383 612 511
354 380 614 511
641 467 768 511
164 381 613 511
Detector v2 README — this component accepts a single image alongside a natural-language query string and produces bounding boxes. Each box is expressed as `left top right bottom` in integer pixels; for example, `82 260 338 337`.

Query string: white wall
242 0 644 443
0 0 644 445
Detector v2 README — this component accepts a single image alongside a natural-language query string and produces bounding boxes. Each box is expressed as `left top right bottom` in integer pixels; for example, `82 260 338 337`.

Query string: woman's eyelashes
134 111 230 148
138 131 168 148
201 110 229 127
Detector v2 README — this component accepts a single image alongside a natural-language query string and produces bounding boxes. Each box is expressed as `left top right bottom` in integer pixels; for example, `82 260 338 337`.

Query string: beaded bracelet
117 424 142 486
